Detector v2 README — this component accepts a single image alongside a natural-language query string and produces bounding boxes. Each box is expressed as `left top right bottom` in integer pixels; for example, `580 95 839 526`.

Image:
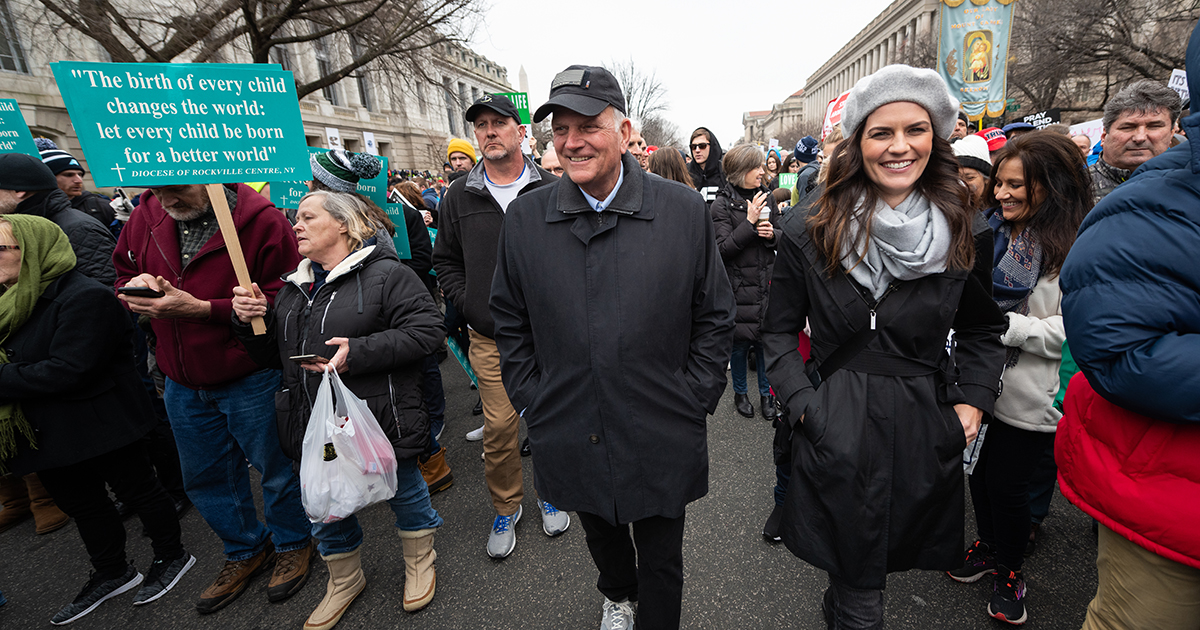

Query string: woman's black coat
762 206 1005 590
711 182 778 343
236 245 445 462
1 271 157 475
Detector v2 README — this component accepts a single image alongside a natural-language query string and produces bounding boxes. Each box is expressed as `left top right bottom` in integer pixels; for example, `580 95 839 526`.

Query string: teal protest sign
384 204 412 260
936 0 1018 121
271 149 387 209
50 61 309 187
777 172 798 190
0 99 38 157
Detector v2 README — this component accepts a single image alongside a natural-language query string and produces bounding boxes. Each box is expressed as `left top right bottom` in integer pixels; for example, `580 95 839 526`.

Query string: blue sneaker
486 505 521 558
538 499 570 537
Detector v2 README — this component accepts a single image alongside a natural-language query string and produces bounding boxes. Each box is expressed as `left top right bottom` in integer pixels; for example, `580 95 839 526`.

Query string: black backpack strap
806 326 879 389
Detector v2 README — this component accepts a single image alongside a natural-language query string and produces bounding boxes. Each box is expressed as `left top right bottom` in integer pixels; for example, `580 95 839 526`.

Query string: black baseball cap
532 65 626 123
465 93 521 124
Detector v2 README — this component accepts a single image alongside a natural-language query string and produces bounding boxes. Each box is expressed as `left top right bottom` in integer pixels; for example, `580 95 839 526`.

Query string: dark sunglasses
0 245 19 252
690 142 709 151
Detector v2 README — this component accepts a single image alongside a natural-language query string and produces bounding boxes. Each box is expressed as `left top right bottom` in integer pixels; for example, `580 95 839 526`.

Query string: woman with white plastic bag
232 190 444 629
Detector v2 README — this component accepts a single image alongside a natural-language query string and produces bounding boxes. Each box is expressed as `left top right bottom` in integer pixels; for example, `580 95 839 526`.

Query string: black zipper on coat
853 282 899 330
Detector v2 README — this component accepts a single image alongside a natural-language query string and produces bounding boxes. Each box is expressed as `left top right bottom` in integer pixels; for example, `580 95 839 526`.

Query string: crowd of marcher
2 24 1200 630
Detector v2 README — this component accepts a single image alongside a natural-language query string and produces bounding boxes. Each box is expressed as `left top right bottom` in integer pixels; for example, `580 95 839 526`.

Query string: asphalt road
0 359 1098 629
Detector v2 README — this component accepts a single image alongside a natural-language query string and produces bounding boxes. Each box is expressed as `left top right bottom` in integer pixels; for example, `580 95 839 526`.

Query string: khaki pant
468 330 524 516
1082 524 1200 630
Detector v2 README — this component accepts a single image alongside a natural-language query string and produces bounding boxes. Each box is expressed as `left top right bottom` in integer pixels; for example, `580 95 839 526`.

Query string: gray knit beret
840 64 960 140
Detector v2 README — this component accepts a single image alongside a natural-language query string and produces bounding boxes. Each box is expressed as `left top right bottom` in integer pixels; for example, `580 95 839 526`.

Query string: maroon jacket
113 184 301 389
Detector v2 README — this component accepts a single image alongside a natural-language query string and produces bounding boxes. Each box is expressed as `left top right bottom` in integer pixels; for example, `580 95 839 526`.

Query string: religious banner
0 99 39 157
936 0 1019 121
50 61 308 188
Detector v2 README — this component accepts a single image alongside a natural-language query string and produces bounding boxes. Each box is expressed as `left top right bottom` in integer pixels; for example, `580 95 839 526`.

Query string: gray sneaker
538 499 570 536
601 598 635 630
133 551 196 605
486 505 521 558
51 565 143 625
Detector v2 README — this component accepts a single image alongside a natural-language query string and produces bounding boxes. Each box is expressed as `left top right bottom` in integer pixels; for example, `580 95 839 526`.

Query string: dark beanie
0 153 58 191
39 148 86 176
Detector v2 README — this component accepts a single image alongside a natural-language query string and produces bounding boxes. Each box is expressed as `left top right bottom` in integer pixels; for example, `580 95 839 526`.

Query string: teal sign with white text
384 204 412 260
51 61 309 187
271 149 387 209
0 99 38 157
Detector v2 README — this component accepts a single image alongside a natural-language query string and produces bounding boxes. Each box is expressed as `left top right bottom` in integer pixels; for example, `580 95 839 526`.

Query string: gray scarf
840 192 950 298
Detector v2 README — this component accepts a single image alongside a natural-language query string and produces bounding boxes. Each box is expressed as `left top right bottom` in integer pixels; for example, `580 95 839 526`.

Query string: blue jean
164 369 311 561
310 457 442 556
730 340 771 396
422 354 446 453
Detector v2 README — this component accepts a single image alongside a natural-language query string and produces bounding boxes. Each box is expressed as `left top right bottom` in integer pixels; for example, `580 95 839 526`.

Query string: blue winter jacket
1060 79 1200 424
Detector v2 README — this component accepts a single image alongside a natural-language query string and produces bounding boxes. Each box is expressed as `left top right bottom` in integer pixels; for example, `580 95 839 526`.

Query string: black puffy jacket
236 245 445 462
16 189 116 288
711 182 778 343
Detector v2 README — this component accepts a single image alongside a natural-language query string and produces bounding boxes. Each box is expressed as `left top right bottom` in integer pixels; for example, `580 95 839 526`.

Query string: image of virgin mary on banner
936 0 1018 121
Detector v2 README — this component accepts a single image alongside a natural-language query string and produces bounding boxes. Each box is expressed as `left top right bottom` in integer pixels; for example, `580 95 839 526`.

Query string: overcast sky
469 0 897 148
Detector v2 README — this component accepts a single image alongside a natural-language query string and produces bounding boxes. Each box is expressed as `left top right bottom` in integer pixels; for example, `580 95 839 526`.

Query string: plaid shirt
177 187 236 268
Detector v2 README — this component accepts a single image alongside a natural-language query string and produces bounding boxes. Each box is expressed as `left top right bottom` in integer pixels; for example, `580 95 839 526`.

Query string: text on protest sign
51 61 310 187
777 172 798 190
0 99 38 157
1170 69 1189 103
271 149 388 209
1021 108 1061 130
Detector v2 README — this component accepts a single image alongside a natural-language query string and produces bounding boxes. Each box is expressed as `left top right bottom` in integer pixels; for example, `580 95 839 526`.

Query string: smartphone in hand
117 286 165 298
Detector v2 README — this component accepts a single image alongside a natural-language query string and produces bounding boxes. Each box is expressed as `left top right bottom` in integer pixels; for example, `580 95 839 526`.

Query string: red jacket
1057 373 1200 570
113 184 300 389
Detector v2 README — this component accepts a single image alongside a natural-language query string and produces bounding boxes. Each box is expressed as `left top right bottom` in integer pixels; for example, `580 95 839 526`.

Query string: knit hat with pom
310 150 382 192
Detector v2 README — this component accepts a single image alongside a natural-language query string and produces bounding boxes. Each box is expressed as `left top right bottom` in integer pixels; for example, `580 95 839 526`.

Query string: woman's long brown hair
986 132 1093 277
808 121 976 277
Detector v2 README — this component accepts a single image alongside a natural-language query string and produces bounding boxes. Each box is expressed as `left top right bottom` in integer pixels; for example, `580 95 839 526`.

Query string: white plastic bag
300 368 399 523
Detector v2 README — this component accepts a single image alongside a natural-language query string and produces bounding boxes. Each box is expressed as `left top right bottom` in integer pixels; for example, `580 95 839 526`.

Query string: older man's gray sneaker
486 505 521 558
51 565 142 625
601 598 635 630
538 499 570 536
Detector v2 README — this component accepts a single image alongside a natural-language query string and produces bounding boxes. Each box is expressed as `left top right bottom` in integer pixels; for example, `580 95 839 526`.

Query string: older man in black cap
491 66 735 630
432 93 565 560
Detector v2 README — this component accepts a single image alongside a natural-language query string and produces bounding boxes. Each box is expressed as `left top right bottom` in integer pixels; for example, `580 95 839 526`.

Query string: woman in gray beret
761 64 1006 628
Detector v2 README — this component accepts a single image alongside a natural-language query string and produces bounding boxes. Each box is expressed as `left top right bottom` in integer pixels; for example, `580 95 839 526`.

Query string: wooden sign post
206 183 265 334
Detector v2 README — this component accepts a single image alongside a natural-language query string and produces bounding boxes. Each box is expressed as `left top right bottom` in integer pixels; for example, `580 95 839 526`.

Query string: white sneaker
538 499 570 536
466 425 484 441
601 598 635 630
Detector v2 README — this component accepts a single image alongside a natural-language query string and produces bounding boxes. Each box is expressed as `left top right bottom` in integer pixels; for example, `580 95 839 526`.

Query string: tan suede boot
303 548 366 630
417 447 453 494
24 474 69 534
399 528 436 612
0 473 32 533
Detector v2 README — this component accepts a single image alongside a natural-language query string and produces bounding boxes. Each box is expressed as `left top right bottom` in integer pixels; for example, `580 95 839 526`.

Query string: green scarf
0 215 77 465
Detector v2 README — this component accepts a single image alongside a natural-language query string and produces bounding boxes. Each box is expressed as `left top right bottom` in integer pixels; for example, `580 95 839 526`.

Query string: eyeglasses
690 142 709 151
0 245 19 252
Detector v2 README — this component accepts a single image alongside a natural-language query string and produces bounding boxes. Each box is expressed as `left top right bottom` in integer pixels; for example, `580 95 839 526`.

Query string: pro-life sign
0 99 38 157
51 61 310 187
52 61 310 335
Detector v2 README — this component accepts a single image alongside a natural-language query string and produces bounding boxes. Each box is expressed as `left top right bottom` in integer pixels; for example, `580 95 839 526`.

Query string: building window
471 87 479 103
443 77 457 136
416 81 427 116
350 36 373 111
313 33 340 106
270 45 292 71
458 81 467 120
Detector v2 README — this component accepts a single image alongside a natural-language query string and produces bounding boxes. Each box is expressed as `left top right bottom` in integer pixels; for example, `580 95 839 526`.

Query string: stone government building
0 0 509 193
